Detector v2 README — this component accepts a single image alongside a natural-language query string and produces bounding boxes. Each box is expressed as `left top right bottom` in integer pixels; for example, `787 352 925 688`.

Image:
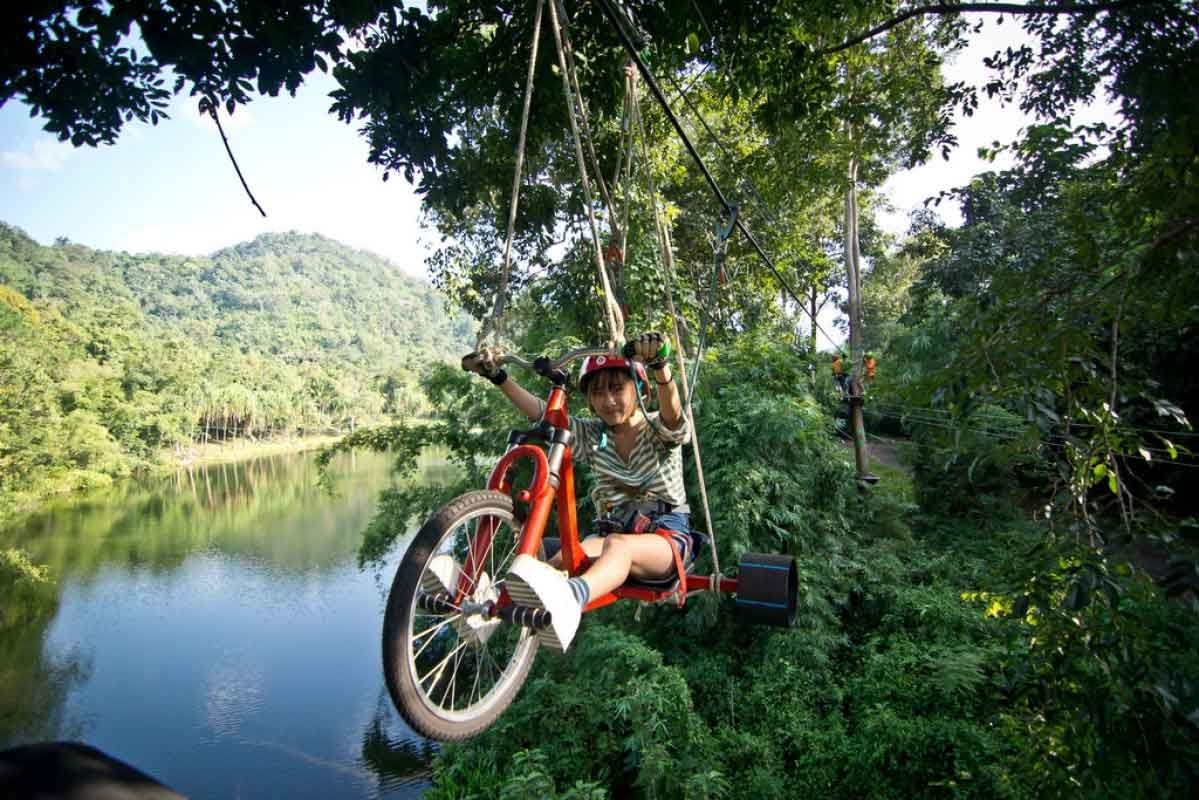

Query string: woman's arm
463 348 544 422
498 376 544 422
651 364 685 430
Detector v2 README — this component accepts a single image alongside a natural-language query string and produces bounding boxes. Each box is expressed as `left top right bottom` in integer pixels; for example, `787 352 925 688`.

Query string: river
0 450 449 798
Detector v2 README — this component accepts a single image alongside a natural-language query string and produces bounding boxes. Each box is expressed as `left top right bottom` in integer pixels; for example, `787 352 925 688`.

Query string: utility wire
865 406 1199 467
869 400 1198 447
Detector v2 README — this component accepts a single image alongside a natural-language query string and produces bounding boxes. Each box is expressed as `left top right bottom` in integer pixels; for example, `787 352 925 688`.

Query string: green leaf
686 32 700 54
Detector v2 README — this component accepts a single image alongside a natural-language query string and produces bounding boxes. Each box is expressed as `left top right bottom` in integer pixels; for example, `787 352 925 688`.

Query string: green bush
909 403 1044 519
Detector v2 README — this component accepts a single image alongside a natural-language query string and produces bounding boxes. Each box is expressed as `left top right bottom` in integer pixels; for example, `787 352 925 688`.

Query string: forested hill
0 222 472 515
0 225 471 367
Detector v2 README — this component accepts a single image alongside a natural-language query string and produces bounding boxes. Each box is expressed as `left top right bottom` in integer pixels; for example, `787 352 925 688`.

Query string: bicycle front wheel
382 490 539 741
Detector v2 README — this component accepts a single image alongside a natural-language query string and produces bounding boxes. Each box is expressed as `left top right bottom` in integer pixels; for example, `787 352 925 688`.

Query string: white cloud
1 138 76 172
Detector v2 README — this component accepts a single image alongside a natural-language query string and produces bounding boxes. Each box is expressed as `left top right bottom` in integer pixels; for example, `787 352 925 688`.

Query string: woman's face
587 369 637 427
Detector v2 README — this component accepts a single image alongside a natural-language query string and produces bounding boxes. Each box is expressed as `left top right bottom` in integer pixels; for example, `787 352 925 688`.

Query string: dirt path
841 435 911 474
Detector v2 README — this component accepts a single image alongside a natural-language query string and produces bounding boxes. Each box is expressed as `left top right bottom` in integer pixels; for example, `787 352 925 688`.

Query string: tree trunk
844 155 870 482
809 284 819 354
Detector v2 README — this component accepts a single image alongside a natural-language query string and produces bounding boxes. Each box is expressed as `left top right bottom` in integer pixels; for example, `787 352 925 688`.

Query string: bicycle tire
382 490 540 740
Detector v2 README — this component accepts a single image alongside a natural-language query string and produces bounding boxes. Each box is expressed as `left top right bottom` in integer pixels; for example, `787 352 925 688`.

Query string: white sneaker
504 554 581 652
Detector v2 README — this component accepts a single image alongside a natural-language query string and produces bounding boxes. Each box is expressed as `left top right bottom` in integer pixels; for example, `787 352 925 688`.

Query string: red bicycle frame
459 381 737 614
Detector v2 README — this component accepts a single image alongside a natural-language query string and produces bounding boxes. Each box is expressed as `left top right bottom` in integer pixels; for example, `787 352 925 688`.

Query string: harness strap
655 528 688 608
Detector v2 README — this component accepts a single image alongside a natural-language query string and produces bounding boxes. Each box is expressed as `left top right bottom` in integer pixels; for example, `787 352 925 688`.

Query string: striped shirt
567 410 690 514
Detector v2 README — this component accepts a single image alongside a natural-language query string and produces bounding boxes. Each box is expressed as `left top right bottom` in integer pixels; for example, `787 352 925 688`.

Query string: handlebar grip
461 352 484 372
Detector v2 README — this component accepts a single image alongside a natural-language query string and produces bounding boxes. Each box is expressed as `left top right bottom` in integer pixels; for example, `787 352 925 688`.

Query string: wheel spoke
494 534 522 582
441 637 468 711
438 533 477 594
393 495 540 735
481 637 505 692
413 614 461 662
412 613 460 643
470 650 483 708
419 637 471 690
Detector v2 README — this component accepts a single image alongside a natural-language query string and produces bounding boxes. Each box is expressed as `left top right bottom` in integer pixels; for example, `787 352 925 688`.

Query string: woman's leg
578 533 676 598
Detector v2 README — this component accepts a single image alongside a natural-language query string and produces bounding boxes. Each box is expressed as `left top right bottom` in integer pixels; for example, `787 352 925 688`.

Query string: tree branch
201 98 267 218
819 0 1156 56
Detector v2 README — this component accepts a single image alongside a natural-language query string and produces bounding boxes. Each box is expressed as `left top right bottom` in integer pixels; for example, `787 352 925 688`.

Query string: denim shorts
646 511 694 567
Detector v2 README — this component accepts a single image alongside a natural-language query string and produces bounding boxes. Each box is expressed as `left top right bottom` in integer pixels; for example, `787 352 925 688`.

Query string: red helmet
579 354 649 398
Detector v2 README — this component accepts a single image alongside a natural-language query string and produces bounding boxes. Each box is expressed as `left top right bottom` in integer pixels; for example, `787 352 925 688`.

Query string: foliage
0 547 51 586
0 0 369 146
987 523 1199 796
7 1 1199 796
908 403 1046 520
428 624 717 800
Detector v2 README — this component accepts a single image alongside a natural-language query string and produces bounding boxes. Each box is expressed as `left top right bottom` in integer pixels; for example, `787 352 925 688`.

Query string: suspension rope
630 83 723 587
618 63 636 285
554 0 619 237
547 0 624 344
476 0 546 348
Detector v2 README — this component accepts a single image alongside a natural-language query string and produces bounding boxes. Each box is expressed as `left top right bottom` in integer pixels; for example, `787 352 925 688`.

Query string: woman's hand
630 332 671 369
461 347 507 385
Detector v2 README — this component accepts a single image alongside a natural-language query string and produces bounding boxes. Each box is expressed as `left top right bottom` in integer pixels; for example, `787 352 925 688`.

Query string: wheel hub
456 571 502 645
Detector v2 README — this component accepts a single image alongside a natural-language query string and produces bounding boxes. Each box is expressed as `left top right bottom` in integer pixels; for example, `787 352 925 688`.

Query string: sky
0 15 1114 340
0 71 428 275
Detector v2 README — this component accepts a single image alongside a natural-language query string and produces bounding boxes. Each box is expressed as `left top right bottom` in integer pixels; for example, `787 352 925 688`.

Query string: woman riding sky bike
465 331 694 652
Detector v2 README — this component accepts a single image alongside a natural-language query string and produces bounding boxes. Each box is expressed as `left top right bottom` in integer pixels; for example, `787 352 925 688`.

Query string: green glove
633 332 671 370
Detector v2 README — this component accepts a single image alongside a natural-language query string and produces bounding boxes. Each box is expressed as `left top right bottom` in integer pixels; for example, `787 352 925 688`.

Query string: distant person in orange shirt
831 352 847 396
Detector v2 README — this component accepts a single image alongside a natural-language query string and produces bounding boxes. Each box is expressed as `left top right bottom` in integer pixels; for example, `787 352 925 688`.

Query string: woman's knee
600 534 636 557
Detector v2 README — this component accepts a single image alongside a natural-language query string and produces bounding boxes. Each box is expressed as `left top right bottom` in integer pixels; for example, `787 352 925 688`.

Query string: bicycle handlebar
461 345 617 380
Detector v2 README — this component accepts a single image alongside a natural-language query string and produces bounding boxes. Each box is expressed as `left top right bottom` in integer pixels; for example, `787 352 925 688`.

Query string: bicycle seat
620 551 696 591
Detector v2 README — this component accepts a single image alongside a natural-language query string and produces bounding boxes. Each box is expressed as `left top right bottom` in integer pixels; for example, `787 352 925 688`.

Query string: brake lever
533 356 569 386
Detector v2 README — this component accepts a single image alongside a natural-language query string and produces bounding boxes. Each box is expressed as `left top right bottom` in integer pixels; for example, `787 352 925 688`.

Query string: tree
1 0 369 146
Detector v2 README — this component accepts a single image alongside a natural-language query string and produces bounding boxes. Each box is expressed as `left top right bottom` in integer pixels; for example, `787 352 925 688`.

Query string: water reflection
0 450 450 798
360 691 439 791
0 576 91 744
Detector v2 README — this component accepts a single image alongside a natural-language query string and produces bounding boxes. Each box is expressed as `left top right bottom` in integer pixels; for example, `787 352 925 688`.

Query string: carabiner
714 204 739 242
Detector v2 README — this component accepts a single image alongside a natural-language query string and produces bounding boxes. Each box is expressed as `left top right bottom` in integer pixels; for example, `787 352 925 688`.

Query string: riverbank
2 435 350 532
159 434 345 470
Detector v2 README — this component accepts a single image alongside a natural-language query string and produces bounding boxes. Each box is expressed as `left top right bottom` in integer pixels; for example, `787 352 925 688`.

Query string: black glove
461 348 508 386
